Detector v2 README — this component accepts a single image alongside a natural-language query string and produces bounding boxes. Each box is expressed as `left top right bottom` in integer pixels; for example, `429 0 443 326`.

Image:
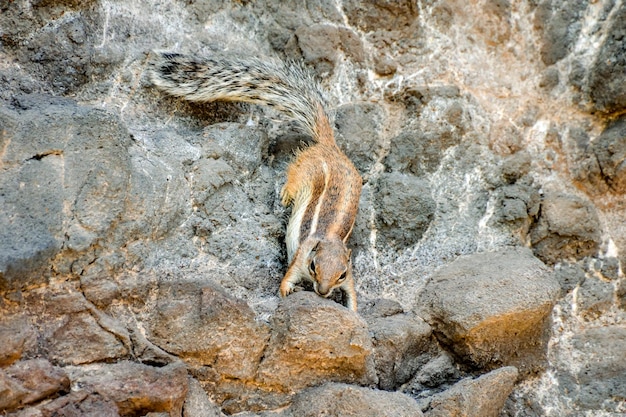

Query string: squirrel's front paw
279 281 295 298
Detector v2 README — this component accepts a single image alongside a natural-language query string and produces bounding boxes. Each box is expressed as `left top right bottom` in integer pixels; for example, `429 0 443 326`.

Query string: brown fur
149 52 362 311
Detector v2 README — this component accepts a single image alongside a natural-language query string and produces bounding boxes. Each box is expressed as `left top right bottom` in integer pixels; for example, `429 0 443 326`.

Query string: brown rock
288 382 424 417
424 366 518 417
37 391 120 417
374 53 397 76
0 371 29 412
145 280 272 413
257 291 376 391
68 361 188 416
295 24 364 74
45 311 128 365
148 281 270 378
343 0 419 32
418 248 559 374
0 359 69 413
0 314 36 367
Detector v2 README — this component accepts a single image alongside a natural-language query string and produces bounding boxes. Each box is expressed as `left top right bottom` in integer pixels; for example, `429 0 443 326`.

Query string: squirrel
148 51 362 311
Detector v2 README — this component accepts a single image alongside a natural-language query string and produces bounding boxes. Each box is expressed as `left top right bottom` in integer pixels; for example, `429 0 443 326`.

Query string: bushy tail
148 51 336 146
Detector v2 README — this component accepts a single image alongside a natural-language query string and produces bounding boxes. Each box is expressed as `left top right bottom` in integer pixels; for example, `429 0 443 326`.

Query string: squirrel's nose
314 283 332 298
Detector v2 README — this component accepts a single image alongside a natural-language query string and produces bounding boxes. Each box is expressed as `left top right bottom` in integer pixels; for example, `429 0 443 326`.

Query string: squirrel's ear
312 240 321 253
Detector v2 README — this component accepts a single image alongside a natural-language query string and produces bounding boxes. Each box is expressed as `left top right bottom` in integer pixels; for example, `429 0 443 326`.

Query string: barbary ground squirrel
148 51 362 311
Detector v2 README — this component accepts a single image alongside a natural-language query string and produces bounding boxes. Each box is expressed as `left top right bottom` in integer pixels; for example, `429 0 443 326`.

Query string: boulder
68 361 188 417
592 118 626 193
334 103 385 173
0 359 69 413
147 280 270 376
365 304 436 390
557 327 626 412
423 366 518 417
529 192 601 264
418 248 560 374
0 315 36 367
45 311 129 366
287 382 424 417
0 96 132 290
35 391 120 417
183 378 226 417
257 292 376 391
374 173 435 250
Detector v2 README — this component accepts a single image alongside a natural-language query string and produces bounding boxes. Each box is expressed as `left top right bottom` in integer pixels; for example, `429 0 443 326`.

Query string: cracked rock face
1 1 625 416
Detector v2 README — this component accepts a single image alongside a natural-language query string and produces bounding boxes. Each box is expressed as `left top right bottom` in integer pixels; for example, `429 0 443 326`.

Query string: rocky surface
1 1 625 416
418 248 560 375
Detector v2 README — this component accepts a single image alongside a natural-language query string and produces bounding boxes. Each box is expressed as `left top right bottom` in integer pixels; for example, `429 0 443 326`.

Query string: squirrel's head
306 239 352 298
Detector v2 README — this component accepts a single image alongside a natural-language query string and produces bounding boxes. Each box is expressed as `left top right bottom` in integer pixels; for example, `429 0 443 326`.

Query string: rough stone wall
1 1 625 416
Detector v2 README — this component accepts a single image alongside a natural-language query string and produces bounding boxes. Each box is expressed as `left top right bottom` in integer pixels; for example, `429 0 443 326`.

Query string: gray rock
553 262 586 294
418 248 559 374
334 103 385 174
530 192 601 264
384 87 467 176
534 0 588 66
577 276 614 317
588 5 626 113
591 257 621 281
375 173 435 250
204 123 269 175
373 53 398 76
0 96 132 290
592 117 626 193
287 382 424 417
493 183 540 226
183 377 226 417
618 277 626 311
560 327 626 411
0 147 64 291
1 1 124 94
403 352 462 396
539 67 560 90
367 313 435 390
359 298 405 318
560 126 609 195
423 366 518 417
0 2 623 417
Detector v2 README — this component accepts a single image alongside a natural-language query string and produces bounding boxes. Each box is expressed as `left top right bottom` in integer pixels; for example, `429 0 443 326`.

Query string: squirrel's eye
338 271 347 282
309 259 316 274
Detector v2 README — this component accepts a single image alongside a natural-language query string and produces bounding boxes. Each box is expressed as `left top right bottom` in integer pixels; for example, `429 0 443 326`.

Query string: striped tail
148 51 336 146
